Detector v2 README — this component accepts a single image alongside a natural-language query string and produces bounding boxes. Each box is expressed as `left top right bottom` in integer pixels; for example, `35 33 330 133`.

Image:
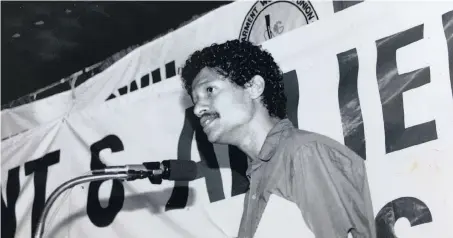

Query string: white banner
2 2 453 238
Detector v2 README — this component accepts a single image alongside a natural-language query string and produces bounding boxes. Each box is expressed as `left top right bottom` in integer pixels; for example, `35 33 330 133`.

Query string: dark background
1 1 230 106
1 1 362 108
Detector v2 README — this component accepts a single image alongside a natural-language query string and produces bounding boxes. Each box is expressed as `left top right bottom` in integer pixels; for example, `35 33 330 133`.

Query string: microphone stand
33 172 130 238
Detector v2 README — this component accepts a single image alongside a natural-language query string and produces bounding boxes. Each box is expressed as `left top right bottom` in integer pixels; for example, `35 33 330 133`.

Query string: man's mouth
200 114 219 128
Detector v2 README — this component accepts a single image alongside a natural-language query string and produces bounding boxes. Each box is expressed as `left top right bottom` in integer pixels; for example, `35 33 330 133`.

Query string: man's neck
235 115 280 161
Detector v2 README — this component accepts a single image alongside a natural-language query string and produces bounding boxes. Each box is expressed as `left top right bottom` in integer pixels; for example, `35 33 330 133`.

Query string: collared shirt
237 119 376 238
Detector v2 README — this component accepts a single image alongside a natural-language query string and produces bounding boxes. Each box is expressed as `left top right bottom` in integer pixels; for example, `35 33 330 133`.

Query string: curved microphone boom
34 160 197 238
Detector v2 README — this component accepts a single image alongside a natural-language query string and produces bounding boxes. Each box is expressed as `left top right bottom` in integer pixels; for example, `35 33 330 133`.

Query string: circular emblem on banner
239 1 319 44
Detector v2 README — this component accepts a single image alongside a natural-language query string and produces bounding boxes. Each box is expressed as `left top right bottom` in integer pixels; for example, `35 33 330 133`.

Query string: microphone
92 160 197 184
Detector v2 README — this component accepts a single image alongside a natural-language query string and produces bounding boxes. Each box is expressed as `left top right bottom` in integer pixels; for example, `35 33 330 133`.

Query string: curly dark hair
181 40 287 119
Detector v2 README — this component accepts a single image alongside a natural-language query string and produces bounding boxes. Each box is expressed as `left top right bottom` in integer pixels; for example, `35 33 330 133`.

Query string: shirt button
251 194 256 200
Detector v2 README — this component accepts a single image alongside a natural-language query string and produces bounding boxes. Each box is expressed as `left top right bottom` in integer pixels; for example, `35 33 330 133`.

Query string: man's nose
193 100 209 118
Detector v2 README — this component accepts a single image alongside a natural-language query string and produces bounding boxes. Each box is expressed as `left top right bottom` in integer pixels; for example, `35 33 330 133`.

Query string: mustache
200 112 220 119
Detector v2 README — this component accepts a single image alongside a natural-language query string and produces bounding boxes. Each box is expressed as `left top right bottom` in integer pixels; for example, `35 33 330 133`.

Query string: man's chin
206 132 226 144
206 134 219 143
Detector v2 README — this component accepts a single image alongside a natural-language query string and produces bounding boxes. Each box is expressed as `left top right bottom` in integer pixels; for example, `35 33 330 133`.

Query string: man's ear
246 75 265 99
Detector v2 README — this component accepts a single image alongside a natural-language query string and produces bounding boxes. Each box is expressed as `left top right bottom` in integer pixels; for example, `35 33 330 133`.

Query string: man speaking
180 40 376 238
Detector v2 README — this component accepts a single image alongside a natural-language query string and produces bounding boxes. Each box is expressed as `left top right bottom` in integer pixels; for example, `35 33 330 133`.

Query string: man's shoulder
283 127 336 147
283 128 362 159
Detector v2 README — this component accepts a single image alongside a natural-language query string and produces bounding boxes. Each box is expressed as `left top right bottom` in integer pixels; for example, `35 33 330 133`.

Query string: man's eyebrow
193 79 213 89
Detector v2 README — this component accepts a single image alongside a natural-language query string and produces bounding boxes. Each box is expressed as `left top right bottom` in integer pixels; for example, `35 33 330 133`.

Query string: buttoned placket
241 171 261 238
254 163 272 236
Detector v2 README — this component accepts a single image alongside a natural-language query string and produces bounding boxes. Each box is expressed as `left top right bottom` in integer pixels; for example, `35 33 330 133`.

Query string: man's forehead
192 67 223 89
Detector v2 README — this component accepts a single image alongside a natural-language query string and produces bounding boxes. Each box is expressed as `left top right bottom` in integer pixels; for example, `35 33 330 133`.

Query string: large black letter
24 150 60 237
443 10 453 99
167 107 225 210
337 48 366 159
228 145 249 197
375 197 432 238
1 166 20 238
376 24 437 153
333 1 363 13
87 135 125 227
283 70 300 128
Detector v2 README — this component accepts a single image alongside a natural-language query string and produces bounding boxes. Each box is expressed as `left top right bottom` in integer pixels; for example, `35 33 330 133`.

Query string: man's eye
206 87 214 93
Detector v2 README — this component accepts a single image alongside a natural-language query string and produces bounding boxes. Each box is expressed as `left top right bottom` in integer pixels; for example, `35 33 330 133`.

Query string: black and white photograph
2 1 453 238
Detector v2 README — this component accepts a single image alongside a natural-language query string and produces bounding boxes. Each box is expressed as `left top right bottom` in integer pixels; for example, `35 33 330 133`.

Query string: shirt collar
246 118 294 178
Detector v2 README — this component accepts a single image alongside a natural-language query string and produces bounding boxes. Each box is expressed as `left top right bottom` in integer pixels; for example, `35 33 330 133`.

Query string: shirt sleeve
290 141 376 238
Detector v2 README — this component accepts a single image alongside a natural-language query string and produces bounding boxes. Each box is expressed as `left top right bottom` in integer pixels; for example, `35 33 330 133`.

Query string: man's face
191 67 254 144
